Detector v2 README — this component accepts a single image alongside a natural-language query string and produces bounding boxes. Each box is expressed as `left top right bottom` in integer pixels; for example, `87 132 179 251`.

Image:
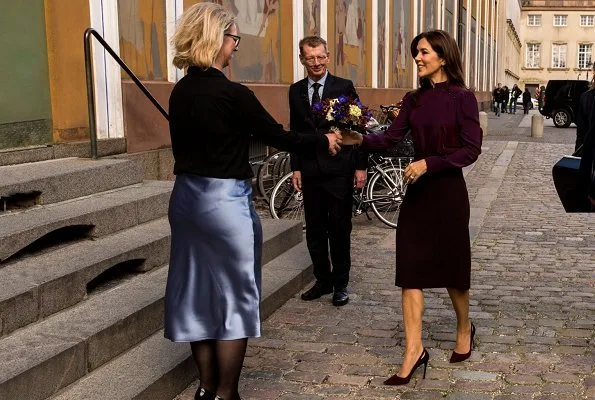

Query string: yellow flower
349 105 362 117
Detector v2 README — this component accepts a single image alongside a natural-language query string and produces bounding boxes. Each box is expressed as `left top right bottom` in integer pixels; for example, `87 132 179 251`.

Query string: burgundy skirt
395 168 471 290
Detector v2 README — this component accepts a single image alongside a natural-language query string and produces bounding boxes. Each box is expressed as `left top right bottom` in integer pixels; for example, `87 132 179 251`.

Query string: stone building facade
519 0 595 93
1 0 502 153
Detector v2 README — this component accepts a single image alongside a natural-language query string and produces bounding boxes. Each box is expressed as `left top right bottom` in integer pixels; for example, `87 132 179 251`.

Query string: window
554 15 568 27
580 15 595 27
578 44 593 69
526 43 541 68
528 15 541 26
552 44 567 68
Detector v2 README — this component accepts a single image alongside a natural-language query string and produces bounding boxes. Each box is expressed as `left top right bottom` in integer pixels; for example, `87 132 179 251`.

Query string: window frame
551 43 568 68
553 15 568 27
580 15 594 27
526 43 541 68
578 43 593 70
527 14 541 26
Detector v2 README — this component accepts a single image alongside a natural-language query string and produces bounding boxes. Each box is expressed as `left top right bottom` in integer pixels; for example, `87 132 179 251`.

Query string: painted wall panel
0 0 52 148
118 0 168 81
304 0 321 36
391 0 413 88
331 0 368 86
45 0 92 142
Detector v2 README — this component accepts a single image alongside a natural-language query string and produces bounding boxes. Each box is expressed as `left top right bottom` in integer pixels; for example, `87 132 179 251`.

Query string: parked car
516 97 539 109
539 79 590 128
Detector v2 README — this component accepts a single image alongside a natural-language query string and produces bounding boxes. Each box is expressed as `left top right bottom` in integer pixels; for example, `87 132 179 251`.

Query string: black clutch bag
552 155 590 212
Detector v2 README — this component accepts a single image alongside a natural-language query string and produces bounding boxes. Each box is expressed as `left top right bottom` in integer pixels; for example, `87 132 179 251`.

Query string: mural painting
118 0 168 80
206 0 283 83
304 0 321 37
333 0 366 86
391 0 412 88
377 0 386 88
424 0 437 31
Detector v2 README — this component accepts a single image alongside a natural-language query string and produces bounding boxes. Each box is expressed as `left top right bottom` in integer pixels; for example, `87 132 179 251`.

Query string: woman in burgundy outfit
342 30 482 385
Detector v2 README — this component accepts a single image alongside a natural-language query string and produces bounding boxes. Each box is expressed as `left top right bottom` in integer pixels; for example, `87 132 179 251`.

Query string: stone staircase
0 153 313 400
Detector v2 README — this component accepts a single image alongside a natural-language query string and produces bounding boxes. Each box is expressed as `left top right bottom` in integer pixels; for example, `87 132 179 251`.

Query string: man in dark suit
289 36 367 306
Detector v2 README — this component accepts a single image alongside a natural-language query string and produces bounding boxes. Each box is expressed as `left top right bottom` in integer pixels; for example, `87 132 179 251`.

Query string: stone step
0 157 143 205
46 240 312 400
0 239 312 400
0 180 174 262
261 240 313 320
0 139 127 167
0 217 303 338
0 265 169 400
50 331 194 400
0 217 171 338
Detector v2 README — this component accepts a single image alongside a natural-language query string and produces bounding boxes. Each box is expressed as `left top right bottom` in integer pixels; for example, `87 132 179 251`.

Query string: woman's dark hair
410 30 466 89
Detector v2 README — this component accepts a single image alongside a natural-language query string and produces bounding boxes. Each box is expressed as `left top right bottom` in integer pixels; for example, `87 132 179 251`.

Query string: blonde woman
164 4 341 400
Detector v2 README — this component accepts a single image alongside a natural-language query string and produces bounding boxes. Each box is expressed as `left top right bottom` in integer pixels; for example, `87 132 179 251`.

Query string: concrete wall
122 80 492 153
0 0 52 149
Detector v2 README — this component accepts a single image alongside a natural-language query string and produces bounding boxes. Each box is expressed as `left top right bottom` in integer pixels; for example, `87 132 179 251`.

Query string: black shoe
195 387 216 400
384 348 429 385
450 322 476 363
332 288 349 306
301 282 333 301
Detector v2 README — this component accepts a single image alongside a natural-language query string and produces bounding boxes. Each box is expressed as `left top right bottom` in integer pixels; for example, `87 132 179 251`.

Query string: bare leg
398 288 425 377
215 338 248 400
447 288 472 353
190 340 218 394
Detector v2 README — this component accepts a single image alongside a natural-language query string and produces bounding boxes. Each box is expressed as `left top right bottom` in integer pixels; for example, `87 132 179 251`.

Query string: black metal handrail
84 28 169 159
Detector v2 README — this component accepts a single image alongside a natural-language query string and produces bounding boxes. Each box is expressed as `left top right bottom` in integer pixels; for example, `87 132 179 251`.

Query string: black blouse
169 67 328 179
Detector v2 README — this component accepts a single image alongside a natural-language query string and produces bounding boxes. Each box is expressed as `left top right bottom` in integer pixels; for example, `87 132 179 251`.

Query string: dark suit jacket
578 89 595 201
288 73 367 178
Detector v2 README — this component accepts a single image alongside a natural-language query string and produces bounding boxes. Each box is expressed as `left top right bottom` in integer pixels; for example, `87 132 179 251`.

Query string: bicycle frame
352 155 411 217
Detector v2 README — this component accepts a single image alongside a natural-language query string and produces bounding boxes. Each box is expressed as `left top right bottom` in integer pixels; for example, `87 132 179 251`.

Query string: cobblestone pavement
176 137 593 399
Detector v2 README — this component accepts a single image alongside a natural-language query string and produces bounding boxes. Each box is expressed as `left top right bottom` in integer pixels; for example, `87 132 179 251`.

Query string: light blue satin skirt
164 175 262 342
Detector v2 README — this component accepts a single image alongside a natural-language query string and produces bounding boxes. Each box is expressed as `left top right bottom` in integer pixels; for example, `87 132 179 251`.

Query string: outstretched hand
340 129 363 146
325 132 343 155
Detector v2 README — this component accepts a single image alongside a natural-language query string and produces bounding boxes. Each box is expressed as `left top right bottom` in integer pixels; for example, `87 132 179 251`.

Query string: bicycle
254 151 291 202
269 154 411 229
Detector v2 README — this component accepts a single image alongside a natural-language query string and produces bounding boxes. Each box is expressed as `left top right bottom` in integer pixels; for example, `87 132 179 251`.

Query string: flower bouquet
312 95 373 134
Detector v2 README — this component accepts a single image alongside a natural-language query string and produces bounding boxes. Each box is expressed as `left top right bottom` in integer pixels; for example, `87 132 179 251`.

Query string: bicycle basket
381 133 415 158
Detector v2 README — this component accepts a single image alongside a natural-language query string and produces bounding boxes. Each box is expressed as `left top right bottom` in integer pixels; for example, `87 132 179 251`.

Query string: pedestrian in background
509 84 522 114
523 87 532 114
165 4 341 400
502 85 510 114
492 83 503 116
340 29 482 386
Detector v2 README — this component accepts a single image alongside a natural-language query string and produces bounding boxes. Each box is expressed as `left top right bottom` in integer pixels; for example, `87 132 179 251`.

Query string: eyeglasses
301 55 328 65
224 33 241 47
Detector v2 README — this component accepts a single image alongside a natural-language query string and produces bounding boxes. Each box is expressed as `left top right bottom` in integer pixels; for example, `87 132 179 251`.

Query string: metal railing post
84 29 98 159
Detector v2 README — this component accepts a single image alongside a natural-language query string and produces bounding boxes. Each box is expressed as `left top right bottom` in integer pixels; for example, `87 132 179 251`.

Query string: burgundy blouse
362 82 482 174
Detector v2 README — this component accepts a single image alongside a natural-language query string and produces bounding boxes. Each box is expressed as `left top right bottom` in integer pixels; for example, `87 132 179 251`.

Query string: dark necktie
311 82 321 108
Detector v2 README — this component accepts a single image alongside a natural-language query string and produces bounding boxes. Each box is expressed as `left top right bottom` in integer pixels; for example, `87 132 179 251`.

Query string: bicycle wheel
367 166 406 228
256 151 290 202
269 172 305 227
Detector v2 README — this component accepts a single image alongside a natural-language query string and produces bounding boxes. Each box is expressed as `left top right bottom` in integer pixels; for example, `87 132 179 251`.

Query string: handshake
324 129 364 155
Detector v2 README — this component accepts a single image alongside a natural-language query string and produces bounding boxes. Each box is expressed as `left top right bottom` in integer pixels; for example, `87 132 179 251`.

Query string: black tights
191 338 248 400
